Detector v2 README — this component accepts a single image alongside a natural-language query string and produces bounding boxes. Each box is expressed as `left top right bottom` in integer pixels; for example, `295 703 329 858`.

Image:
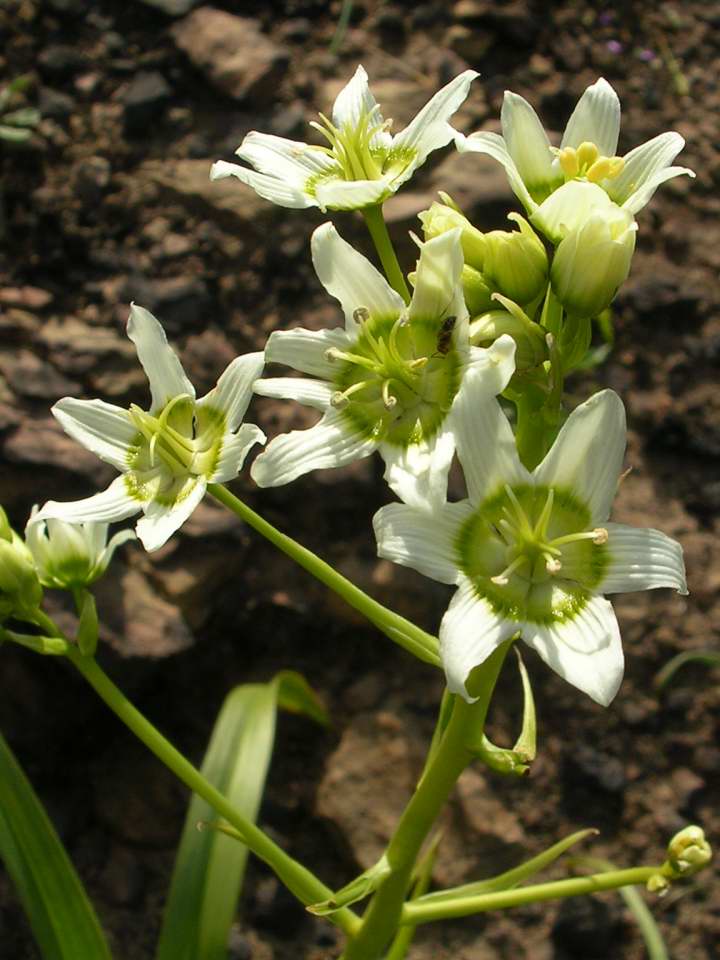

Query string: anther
382 380 397 410
353 306 371 324
330 391 348 408
576 141 599 169
592 527 608 545
545 556 562 574
325 348 340 362
558 146 579 178
586 158 612 183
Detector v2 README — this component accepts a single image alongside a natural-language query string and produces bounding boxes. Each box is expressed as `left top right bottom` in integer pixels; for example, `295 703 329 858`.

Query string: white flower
251 222 516 509
35 305 265 552
210 65 478 212
373 389 687 705
25 507 135 589
457 77 694 221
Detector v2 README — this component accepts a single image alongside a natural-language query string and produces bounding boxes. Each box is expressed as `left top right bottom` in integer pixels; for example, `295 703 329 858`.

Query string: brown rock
0 348 81 400
3 416 110 480
0 286 54 310
171 7 288 103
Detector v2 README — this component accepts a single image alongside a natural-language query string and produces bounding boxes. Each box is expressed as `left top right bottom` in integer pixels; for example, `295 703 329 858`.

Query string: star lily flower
210 65 478 212
35 305 265 552
373 389 687 705
251 222 516 508
25 507 135 589
456 77 694 229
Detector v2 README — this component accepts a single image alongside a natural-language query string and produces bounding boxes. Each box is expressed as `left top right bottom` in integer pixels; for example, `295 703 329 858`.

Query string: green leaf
654 649 720 690
2 107 40 128
0 124 32 143
0 732 112 960
155 672 327 960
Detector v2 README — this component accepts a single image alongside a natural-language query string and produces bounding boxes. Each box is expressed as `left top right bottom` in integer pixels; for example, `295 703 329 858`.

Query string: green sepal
512 647 536 763
76 589 99 657
475 735 529 777
0 627 68 656
308 854 392 916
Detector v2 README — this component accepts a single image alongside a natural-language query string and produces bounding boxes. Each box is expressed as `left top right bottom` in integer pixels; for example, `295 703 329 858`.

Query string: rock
36 317 136 377
428 150 515 223
38 86 76 120
552 896 622 957
98 847 145 907
120 71 173 135
171 8 289 103
38 45 87 77
3 417 110 480
135 0 201 14
74 156 112 205
117 274 211 333
0 286 54 310
0 349 81 399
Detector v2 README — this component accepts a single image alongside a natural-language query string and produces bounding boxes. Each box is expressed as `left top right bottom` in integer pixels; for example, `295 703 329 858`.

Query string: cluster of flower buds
647 826 713 895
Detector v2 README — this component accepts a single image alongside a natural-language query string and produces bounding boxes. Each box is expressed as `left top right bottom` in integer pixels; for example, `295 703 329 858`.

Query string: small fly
434 315 456 356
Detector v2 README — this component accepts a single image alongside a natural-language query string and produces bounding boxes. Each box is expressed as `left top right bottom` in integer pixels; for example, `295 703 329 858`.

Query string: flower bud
482 214 548 305
470 306 547 373
461 264 495 316
418 200 486 270
550 207 637 318
666 825 712 878
25 508 135 590
0 505 12 542
0 531 42 619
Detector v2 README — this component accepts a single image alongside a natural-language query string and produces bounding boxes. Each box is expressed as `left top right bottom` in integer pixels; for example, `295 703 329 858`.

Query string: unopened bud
482 215 548 305
0 532 42 619
469 309 547 373
0 506 12 543
666 825 712 878
418 200 486 270
461 264 495 316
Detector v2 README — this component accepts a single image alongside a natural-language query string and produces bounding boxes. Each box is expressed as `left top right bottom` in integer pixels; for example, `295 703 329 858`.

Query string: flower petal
98 527 136 572
606 131 689 206
560 77 621 157
34 476 143 525
407 229 467 328
532 179 615 243
127 304 195 413
250 408 377 487
264 327 354 378
456 131 536 212
197 352 265 432
314 176 394 211
210 160 316 209
534 389 625 523
440 578 519 701
311 222 405 331
253 377 334 411
52 397 136 471
373 500 471 585
599 523 687 595
451 337 527 504
379 426 456 510
210 423 266 484
331 64 382 129
501 91 555 197
135 477 207 552
238 131 337 183
523 594 624 706
392 70 479 168
621 165 695 216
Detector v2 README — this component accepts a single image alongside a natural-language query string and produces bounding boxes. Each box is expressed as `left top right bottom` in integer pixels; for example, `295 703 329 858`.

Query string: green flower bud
461 264 495 315
470 301 547 373
0 532 42 619
418 199 486 270
666 825 712 878
0 505 12 542
550 207 637 318
482 214 549 306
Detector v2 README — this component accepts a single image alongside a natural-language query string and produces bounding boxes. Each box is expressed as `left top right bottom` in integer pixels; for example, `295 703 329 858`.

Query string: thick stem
208 483 439 666
362 204 411 304
65 648 360 938
343 645 510 960
401 866 660 925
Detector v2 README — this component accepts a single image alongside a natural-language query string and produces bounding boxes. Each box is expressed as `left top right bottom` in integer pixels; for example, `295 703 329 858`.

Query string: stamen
533 488 555 540
550 529 607 548
324 347 378 371
353 306 370 325
491 555 527 586
545 555 562 574
330 380 374 407
593 527 608 545
586 157 612 183
382 380 397 409
576 141 599 169
504 485 534 539
558 146 579 178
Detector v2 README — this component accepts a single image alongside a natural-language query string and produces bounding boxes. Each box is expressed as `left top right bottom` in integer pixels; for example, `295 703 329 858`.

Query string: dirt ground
0 1 719 958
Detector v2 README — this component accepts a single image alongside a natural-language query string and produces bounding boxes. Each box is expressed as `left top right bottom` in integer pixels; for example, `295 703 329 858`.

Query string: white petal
314 176 394 211
407 229 467 327
197 352 265 432
607 132 688 205
440 579 519 702
501 91 554 194
534 389 625 523
250 408 376 487
621 165 695 216
210 160 317 209
532 179 614 242
451 338 527 504
379 427 456 510
523 594 623 706
560 77 621 157
599 523 687 595
311 223 404 331
392 70 479 168
99 527 136 569
331 64 382 129
136 477 206 552
127 304 195 413
264 327 354 378
52 397 136 471
238 131 337 182
210 423 266 484
34 476 143 525
253 377 334 411
373 500 471 585
456 131 536 212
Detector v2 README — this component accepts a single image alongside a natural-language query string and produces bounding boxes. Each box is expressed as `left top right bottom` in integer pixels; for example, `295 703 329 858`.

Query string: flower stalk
362 204 411 303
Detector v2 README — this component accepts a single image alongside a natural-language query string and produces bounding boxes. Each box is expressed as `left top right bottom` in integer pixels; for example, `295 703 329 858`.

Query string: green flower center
457 483 609 624
326 309 462 448
126 395 226 503
306 107 416 186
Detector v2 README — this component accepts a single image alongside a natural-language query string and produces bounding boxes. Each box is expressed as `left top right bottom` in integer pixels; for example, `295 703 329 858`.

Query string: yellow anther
606 156 625 178
586 157 613 183
558 146 579 178
576 141 600 169
593 527 609 545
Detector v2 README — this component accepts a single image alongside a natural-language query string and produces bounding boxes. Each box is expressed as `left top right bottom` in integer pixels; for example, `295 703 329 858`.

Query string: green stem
343 645 510 960
63 647 360 938
401 866 659 926
362 204 411 304
208 483 439 667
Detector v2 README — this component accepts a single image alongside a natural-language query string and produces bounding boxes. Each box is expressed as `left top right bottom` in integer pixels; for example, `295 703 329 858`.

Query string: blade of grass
0 732 112 960
654 650 720 690
155 671 327 960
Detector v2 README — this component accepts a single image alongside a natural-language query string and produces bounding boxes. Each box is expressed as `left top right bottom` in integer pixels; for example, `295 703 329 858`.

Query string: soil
1 1 719 959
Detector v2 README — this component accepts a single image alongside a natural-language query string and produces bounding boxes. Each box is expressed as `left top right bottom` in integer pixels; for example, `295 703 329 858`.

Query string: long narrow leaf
156 671 327 960
654 650 720 690
0 732 112 960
